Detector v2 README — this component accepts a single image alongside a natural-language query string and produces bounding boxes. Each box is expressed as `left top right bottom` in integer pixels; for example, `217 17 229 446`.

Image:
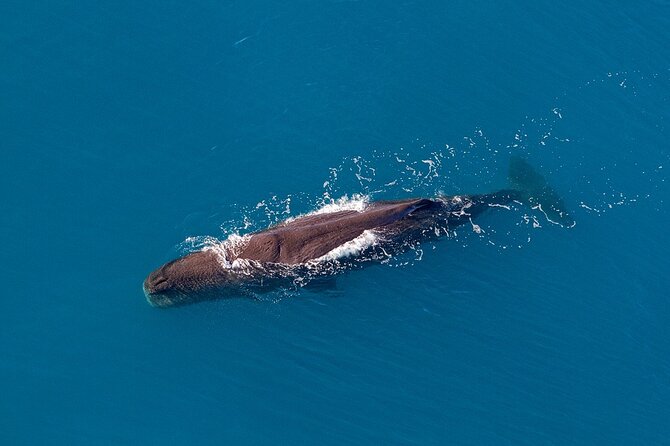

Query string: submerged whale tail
508 156 574 227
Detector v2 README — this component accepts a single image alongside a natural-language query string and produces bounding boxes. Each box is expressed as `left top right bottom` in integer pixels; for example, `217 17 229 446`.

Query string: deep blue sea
2 1 670 444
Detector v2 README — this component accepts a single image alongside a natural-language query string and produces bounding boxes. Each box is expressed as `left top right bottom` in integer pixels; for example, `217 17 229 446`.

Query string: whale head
143 250 233 308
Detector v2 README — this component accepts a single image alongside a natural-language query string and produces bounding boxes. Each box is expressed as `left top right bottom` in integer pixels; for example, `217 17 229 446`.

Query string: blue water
2 1 670 444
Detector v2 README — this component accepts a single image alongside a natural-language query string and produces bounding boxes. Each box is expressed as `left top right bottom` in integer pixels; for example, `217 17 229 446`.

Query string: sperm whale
143 157 572 307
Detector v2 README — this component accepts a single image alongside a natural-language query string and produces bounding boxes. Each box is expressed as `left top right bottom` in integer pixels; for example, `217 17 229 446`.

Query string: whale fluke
509 156 574 227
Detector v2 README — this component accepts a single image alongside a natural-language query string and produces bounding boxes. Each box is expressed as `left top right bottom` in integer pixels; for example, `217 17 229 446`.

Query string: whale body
143 157 572 307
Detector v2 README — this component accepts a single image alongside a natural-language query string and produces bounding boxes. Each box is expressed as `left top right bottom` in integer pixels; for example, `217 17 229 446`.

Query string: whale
143 157 572 307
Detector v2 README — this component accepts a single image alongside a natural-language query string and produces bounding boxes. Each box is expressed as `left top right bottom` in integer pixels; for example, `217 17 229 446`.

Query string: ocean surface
2 1 670 444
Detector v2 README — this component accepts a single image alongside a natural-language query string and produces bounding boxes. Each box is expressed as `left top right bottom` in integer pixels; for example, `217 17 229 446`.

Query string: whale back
238 199 437 264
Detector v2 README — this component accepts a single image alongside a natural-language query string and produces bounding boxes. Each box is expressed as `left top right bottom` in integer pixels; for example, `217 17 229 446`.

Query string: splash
180 234 253 270
314 230 379 262
310 194 369 215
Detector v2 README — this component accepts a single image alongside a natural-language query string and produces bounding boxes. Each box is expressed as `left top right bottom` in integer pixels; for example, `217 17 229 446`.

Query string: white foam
311 194 369 214
313 230 379 262
203 233 251 269
279 194 370 226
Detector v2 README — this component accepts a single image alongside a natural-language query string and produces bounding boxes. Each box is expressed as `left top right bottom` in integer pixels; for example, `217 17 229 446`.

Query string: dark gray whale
143 157 572 307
